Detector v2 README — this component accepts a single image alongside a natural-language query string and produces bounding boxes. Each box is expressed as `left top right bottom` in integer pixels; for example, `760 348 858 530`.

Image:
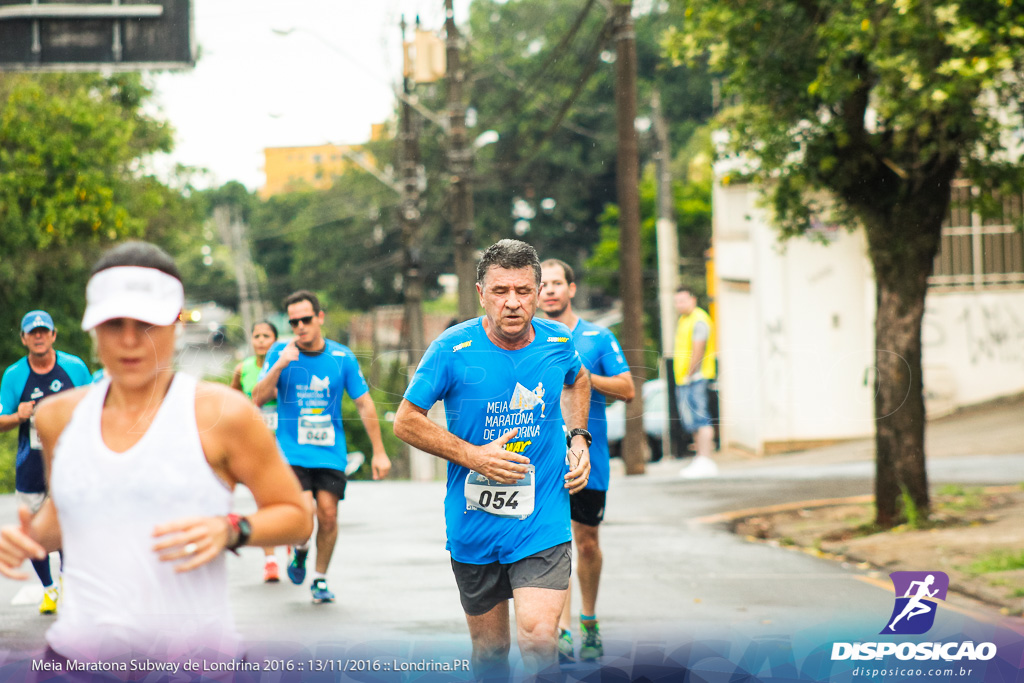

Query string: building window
930 182 1024 290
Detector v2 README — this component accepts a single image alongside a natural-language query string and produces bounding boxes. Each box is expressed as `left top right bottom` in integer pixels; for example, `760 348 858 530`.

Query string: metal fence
930 181 1024 289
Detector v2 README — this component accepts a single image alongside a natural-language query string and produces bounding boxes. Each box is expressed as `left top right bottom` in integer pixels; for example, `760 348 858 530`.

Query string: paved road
2 443 1023 680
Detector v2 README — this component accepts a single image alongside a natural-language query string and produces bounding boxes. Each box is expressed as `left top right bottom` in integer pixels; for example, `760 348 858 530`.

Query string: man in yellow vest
673 288 718 478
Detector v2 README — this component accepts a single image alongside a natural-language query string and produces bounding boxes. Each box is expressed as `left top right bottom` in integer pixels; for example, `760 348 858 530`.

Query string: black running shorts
570 488 607 527
450 542 572 616
291 465 347 500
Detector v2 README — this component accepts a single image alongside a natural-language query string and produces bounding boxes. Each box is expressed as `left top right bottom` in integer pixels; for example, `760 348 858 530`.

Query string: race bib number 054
465 465 535 519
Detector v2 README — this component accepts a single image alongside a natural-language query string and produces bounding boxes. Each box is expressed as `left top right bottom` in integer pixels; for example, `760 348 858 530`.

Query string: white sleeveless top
47 373 241 662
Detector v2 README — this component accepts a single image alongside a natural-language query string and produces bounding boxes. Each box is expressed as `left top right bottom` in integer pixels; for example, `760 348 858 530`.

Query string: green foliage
0 73 179 366
465 0 714 278
341 357 408 480
239 2 715 333
0 431 15 494
667 0 1024 238
900 484 923 529
669 0 1024 528
935 484 985 513
966 550 1024 575
586 128 713 351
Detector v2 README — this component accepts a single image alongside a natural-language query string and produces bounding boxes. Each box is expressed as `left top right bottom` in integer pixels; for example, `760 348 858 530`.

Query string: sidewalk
640 392 1024 477
644 392 1024 617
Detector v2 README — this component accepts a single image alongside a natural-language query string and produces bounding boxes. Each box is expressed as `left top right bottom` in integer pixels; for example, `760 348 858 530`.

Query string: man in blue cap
0 311 92 614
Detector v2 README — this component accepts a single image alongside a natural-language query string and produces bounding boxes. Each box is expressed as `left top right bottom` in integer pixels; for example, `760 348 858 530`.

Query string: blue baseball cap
21 310 55 334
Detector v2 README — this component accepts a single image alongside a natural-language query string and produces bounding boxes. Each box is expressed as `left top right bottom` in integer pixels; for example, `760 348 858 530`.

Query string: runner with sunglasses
252 290 391 604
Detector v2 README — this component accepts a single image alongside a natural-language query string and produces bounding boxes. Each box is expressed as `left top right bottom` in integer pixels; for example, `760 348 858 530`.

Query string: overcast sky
151 0 471 191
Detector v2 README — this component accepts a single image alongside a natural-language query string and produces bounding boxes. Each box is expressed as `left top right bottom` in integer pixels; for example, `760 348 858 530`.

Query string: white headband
81 266 184 331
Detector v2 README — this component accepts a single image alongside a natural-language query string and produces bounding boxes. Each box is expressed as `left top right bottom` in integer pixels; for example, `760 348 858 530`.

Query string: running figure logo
881 571 949 635
510 382 544 415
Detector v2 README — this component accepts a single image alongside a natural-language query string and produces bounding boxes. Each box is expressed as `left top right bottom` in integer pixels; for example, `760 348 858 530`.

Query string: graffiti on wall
763 318 787 417
953 301 1024 367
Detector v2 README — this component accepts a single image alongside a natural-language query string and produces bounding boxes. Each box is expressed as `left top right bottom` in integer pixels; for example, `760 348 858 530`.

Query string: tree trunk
872 264 930 527
863 192 950 528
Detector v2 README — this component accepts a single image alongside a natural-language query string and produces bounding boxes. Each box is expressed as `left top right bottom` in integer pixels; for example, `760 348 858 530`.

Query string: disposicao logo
882 571 948 635
831 570 997 663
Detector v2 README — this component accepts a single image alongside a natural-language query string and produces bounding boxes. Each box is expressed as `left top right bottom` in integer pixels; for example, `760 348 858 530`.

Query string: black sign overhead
0 0 193 71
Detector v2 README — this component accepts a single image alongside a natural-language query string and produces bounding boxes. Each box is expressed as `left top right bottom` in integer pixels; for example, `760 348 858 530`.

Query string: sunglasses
288 316 315 328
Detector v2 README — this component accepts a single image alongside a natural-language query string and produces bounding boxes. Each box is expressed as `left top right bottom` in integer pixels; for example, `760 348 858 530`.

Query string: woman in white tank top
0 242 312 665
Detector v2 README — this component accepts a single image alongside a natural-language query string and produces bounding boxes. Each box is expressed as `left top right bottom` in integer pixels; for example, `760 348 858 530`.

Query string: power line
464 0 608 138
250 208 398 243
494 14 617 177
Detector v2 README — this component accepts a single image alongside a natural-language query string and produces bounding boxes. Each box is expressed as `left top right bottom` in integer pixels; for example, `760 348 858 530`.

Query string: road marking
12 584 42 606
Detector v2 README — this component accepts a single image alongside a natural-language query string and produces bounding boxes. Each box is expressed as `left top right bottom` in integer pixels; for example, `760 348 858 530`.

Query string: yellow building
260 125 388 198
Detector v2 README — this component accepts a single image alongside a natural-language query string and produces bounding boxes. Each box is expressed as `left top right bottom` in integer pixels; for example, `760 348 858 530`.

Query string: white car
605 378 670 461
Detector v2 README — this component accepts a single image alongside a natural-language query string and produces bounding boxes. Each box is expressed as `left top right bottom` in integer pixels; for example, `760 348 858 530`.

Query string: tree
463 0 713 276
669 0 1024 526
0 73 176 363
587 126 713 351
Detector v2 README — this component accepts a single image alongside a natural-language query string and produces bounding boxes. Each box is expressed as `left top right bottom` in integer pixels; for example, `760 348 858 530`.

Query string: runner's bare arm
0 389 91 566
562 367 591 494
687 338 708 378
229 362 243 392
394 399 530 484
590 370 635 402
0 402 34 432
153 384 311 573
252 341 298 406
353 392 391 480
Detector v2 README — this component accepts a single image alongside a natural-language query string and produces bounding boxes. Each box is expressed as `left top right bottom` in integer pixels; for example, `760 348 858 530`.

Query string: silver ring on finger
184 542 199 555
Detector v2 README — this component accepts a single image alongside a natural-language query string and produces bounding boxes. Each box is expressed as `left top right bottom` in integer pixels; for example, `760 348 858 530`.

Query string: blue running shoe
557 628 575 664
287 547 308 585
310 578 335 604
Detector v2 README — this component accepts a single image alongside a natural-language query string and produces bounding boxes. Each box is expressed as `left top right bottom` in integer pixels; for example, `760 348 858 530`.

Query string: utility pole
400 15 426 374
652 90 680 355
613 0 646 475
214 205 264 351
652 89 680 458
445 0 477 322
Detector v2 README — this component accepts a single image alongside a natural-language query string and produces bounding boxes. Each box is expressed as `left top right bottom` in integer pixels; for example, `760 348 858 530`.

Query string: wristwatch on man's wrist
566 428 592 448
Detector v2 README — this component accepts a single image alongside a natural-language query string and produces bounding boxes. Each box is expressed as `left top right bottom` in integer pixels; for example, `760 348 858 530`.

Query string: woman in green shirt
230 320 282 582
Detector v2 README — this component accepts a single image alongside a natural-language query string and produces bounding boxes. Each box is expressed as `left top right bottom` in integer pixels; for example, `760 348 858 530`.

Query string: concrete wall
923 290 1024 411
713 182 1024 455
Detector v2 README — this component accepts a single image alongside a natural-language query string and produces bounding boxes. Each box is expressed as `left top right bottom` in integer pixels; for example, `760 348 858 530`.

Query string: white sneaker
680 455 719 479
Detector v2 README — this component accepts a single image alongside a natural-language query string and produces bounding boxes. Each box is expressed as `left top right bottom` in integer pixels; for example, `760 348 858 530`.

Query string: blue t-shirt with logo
571 318 631 492
261 339 368 471
404 317 583 565
0 351 92 493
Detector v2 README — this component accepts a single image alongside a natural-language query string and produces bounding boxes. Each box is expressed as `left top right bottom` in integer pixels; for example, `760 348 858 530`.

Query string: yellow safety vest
673 307 716 385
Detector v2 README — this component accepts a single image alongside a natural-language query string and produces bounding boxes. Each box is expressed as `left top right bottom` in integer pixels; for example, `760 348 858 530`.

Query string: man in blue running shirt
253 290 391 604
540 258 635 663
0 310 92 614
394 240 592 678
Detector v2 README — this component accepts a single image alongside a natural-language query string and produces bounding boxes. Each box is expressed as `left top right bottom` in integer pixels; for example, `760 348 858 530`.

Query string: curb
694 486 1024 626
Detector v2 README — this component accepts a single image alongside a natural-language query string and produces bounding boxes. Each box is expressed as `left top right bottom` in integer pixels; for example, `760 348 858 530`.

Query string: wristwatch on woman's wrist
225 514 251 554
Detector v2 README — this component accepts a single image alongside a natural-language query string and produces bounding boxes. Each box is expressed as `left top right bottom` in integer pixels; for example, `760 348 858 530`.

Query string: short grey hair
476 239 541 286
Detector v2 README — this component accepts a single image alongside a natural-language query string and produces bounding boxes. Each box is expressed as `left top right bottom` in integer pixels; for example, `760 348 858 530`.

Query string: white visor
81 266 184 331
